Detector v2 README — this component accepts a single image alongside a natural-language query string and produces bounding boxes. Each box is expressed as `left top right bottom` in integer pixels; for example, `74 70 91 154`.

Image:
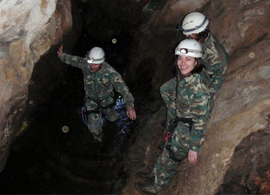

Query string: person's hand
188 150 198 165
57 44 63 58
126 107 137 120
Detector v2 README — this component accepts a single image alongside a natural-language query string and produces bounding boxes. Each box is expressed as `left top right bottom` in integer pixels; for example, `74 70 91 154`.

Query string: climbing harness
81 106 102 129
165 117 193 162
81 97 115 129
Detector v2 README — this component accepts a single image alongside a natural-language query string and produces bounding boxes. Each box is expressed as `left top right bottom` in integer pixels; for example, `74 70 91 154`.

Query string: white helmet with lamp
175 39 202 58
87 47 105 64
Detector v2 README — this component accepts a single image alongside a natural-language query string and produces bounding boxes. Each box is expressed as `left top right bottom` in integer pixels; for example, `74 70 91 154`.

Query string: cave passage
0 20 151 194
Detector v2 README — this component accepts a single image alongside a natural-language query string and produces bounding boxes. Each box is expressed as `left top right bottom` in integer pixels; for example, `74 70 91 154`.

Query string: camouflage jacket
60 53 135 108
200 32 229 98
201 32 229 74
176 73 210 152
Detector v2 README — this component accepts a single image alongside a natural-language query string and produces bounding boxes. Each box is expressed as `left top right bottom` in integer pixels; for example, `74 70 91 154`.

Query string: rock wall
123 0 270 194
0 0 72 171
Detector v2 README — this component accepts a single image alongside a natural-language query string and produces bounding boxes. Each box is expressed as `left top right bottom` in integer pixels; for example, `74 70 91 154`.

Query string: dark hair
173 57 203 79
196 29 210 42
191 58 203 74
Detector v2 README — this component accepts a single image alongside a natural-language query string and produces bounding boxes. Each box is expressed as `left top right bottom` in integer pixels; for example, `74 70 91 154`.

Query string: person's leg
154 123 190 189
103 107 118 122
100 96 118 122
135 124 190 194
87 112 103 142
154 149 178 188
160 78 177 131
135 149 180 194
85 98 104 142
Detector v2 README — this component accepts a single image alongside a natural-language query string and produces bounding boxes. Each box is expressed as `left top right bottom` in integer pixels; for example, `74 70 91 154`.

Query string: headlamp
176 48 202 55
87 57 105 64
87 57 94 63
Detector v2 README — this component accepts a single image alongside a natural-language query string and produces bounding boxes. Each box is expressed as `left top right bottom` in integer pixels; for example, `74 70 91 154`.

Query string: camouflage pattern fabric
161 33 228 126
155 73 210 188
160 78 177 131
201 32 229 102
155 32 228 190
87 107 118 141
175 73 210 152
60 53 134 141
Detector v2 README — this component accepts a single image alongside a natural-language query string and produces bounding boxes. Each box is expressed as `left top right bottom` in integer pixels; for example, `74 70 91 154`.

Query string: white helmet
181 12 209 36
87 47 105 64
175 39 202 58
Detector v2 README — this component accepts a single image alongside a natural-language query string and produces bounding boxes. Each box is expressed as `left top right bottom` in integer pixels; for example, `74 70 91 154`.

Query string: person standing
135 39 210 194
161 12 229 132
57 45 136 142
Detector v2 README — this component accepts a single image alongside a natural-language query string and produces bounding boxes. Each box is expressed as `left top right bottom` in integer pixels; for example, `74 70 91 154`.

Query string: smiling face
177 55 197 75
89 63 102 72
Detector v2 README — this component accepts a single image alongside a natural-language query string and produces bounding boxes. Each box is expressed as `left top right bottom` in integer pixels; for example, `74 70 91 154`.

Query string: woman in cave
157 12 229 134
179 11 229 111
135 39 211 194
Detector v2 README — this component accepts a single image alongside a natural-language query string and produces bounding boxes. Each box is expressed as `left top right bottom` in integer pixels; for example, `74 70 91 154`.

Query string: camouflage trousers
154 122 190 188
85 96 118 141
160 78 177 131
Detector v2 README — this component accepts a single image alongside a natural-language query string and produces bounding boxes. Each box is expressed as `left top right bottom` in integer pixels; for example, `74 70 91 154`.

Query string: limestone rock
0 0 72 171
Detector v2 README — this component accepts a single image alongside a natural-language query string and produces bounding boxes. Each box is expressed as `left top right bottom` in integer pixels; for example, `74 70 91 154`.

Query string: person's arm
202 34 229 92
111 72 137 120
188 79 210 164
202 33 229 69
57 44 85 69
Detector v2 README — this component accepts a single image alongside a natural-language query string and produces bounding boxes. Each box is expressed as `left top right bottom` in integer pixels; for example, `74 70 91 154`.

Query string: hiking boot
135 182 161 195
136 170 155 181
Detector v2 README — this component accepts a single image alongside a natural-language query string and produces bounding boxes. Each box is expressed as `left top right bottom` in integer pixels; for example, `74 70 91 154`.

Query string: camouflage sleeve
111 72 135 108
60 53 85 69
202 33 229 92
188 82 210 152
202 33 229 70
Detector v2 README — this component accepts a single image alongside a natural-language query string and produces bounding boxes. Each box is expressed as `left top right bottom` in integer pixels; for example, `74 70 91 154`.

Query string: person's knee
107 114 118 122
88 126 101 133
104 109 118 122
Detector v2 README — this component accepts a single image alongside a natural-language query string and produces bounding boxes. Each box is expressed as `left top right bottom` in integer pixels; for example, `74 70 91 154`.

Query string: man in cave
57 45 137 142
